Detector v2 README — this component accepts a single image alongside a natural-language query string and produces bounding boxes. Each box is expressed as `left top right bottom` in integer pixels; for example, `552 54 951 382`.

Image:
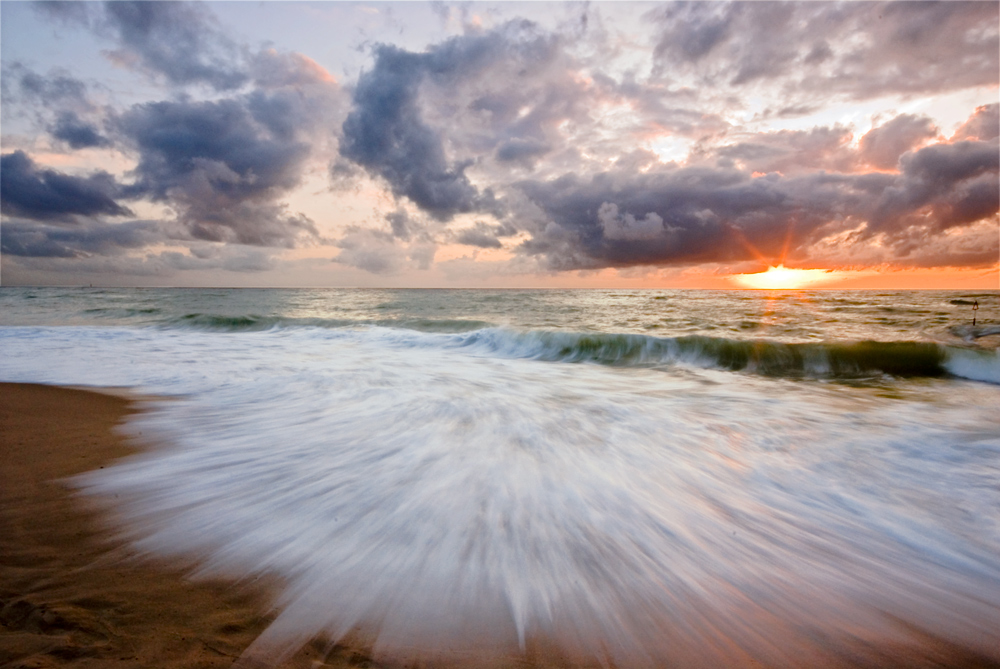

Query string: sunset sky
1 1 997 288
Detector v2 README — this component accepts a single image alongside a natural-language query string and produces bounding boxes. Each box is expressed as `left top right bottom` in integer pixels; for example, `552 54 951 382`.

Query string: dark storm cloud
517 167 784 270
0 219 158 258
0 151 131 221
869 139 1000 234
50 111 111 149
340 43 482 220
118 98 305 199
515 135 999 270
649 2 998 99
340 20 567 220
114 95 320 247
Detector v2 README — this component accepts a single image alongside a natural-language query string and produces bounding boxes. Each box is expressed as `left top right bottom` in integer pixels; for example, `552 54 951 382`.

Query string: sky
1 1 998 288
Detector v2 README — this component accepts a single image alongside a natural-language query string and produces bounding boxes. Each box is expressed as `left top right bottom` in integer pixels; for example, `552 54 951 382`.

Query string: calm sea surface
2 287 999 666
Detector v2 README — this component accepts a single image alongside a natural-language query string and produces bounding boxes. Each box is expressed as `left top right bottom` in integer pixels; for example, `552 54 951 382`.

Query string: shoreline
2 382 999 669
0 382 340 669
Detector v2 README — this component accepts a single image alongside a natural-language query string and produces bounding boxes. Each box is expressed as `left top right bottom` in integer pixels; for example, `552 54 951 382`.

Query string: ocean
2 287 999 667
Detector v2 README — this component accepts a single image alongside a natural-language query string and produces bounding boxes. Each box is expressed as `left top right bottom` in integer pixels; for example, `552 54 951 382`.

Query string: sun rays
730 264 841 290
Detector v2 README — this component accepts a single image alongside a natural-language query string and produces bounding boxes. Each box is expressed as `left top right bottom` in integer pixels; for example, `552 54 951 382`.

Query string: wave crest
456 329 955 380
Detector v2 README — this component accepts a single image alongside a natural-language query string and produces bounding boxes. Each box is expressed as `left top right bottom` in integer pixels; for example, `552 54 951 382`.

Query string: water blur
1 288 999 667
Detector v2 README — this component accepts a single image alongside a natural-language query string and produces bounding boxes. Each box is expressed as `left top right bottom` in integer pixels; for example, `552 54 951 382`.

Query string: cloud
334 209 443 274
12 1 998 285
648 2 999 99
50 111 111 149
516 167 778 270
0 218 158 258
702 125 856 175
871 139 1000 234
652 2 733 64
339 20 577 220
118 98 306 198
513 132 999 271
6 63 93 109
666 2 801 86
334 228 424 275
455 222 504 249
1 216 282 279
32 2 346 96
4 242 280 280
31 1 92 27
598 203 668 241
14 3 344 253
858 114 938 170
1 63 118 167
114 93 323 247
0 151 131 221
386 208 414 241
339 43 483 221
163 246 278 273
954 103 999 142
252 49 337 89
2 63 109 141
495 138 552 166
35 0 250 91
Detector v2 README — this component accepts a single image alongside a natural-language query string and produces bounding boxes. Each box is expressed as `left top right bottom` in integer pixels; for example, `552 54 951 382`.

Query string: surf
0 325 989 666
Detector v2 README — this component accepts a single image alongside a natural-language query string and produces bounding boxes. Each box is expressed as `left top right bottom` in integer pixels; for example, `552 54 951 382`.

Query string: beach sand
3 382 998 669
0 383 350 669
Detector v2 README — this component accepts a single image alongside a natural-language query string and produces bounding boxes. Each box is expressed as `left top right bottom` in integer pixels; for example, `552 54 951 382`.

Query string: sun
730 265 838 289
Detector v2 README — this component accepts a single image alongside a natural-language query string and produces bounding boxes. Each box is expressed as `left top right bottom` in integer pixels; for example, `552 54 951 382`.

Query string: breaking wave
454 329 961 379
151 317 1000 384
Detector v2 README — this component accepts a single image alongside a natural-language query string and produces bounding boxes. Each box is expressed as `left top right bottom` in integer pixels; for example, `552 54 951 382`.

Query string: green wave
462 330 950 379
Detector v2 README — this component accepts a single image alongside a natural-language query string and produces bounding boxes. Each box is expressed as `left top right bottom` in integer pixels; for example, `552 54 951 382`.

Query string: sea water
1 288 999 667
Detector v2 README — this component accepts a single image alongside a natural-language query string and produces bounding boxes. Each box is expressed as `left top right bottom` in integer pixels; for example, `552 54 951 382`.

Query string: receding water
2 287 999 667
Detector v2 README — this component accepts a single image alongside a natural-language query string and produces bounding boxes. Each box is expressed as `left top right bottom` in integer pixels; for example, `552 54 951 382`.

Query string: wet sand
2 382 998 669
0 383 350 669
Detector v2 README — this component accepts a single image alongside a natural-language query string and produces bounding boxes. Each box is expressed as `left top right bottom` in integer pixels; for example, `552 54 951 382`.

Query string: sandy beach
0 383 351 669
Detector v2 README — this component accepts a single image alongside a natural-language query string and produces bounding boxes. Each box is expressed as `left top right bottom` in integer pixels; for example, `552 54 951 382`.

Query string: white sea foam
2 325 1000 666
945 346 1000 385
